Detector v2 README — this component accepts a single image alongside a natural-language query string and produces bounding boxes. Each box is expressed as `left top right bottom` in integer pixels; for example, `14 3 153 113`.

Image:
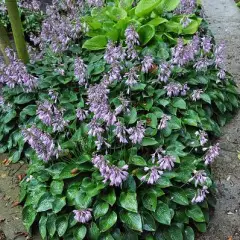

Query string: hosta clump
0 0 238 239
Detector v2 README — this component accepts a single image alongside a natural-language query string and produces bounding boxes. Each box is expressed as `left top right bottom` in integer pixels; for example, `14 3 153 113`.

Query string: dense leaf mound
0 0 239 239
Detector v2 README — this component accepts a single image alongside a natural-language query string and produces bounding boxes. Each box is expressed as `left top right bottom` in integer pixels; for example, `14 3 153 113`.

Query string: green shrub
0 0 239 239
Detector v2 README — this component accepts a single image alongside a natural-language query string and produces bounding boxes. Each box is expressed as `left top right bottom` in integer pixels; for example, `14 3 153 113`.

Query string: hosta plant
0 0 239 239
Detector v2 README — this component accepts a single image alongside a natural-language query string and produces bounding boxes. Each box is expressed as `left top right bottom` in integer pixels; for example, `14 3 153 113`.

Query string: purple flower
175 0 197 14
88 120 105 137
201 36 212 54
0 48 38 92
158 155 176 171
158 62 172 83
92 155 129 187
74 57 87 85
48 90 59 102
95 135 111 151
192 186 209 203
22 126 61 161
204 143 220 165
124 68 139 90
164 82 182 97
141 56 154 73
189 170 207 187
108 63 122 83
191 89 203 101
114 121 128 143
104 41 125 64
158 114 171 130
115 95 130 115
125 25 140 46
104 111 117 126
127 121 145 144
151 147 165 163
194 57 212 71
217 69 226 80
76 108 88 121
141 167 163 184
180 16 192 28
37 101 68 132
214 43 225 68
73 209 92 223
181 83 189 96
87 0 104 7
191 33 200 53
195 130 208 146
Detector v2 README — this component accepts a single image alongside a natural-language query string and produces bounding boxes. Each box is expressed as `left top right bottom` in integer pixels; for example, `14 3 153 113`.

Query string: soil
0 0 240 239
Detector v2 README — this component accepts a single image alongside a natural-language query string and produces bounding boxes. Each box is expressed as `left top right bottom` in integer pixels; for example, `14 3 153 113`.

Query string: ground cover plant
0 0 239 239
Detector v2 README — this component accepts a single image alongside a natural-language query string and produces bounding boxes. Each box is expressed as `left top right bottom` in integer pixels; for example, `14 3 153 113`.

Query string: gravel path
198 0 240 239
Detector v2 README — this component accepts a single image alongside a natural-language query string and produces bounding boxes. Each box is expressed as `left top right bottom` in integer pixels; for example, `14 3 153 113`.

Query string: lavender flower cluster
73 209 92 223
22 125 61 161
36 101 68 132
0 48 38 92
92 155 129 187
175 0 197 14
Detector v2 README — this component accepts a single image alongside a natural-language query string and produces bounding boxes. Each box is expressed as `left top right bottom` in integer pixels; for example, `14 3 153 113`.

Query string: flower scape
0 0 239 239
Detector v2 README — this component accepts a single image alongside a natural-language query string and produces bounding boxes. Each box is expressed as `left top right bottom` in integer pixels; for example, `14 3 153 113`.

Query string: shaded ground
0 0 240 239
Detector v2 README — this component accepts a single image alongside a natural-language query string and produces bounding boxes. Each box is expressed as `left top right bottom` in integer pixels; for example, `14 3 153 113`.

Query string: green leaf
106 7 127 21
165 226 183 240
170 190 189 206
126 107 137 124
184 226 195 240
182 19 201 35
3 109 17 123
186 205 205 222
74 226 87 240
47 214 57 237
147 17 168 26
93 201 109 219
120 210 142 232
138 24 155 45
99 211 117 232
101 188 116 206
142 211 156 231
120 0 134 9
88 223 100 240
22 205 37 232
146 113 158 128
141 137 158 146
14 93 35 104
135 0 162 17
172 98 187 109
53 197 66 213
142 192 157 212
56 215 68 237
129 155 147 166
194 222 207 232
75 190 92 209
153 202 172 225
201 93 211 104
37 193 54 212
157 0 180 12
20 105 36 119
50 180 64 195
83 36 108 50
39 215 47 239
119 192 138 213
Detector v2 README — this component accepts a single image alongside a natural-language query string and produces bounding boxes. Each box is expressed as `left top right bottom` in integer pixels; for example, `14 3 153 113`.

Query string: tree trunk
5 0 29 64
0 22 10 64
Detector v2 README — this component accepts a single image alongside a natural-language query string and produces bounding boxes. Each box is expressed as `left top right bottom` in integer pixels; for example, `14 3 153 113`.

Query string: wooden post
5 0 29 64
0 22 10 64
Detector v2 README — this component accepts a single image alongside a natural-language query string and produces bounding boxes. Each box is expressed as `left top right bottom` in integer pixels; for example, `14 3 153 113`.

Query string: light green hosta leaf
141 137 158 146
135 0 162 17
138 24 155 45
83 36 108 50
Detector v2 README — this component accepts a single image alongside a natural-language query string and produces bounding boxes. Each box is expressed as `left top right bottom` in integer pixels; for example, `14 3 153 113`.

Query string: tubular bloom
141 56 154 73
194 57 212 71
73 209 92 223
74 57 87 85
141 167 163 185
158 114 171 130
192 186 209 203
114 122 128 143
0 49 38 92
189 170 208 187
127 121 145 144
37 101 68 132
191 89 203 101
158 155 176 171
76 108 88 121
125 25 139 60
87 0 104 7
195 130 208 146
158 62 172 83
164 82 188 97
204 143 220 165
92 155 129 187
124 68 139 90
201 36 212 54
175 0 197 14
22 126 61 161
104 41 125 65
180 16 192 28
217 69 226 80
